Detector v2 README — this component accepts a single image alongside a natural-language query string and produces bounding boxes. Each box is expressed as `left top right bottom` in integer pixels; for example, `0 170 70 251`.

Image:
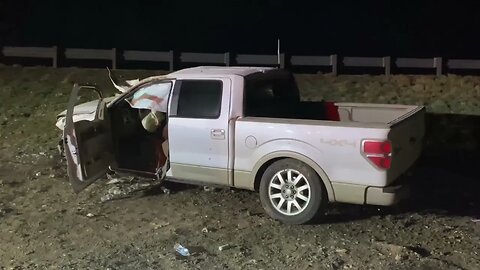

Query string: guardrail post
279 53 285 69
112 48 122 69
330 54 338 75
434 57 443 76
224 52 231 66
52 46 59 68
169 50 176 71
383 56 391 76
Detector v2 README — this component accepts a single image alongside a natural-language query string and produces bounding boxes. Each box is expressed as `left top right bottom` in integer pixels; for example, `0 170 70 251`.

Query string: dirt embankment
0 66 479 269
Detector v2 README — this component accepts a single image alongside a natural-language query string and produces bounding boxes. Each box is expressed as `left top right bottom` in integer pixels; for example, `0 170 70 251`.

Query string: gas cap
245 136 258 149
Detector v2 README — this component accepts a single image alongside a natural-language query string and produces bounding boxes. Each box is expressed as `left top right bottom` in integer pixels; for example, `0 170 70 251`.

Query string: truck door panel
64 84 114 192
168 79 231 185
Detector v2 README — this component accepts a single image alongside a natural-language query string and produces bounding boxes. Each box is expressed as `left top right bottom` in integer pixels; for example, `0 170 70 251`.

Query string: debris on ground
335 248 348 254
160 186 170 195
106 174 135 184
150 222 170 229
201 227 209 233
106 178 123 185
203 186 217 192
100 177 165 202
174 243 191 257
218 244 232 251
86 213 95 218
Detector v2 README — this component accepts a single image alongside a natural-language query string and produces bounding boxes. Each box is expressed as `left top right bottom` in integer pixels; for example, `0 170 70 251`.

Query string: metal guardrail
447 59 480 70
2 45 480 75
2 46 59 68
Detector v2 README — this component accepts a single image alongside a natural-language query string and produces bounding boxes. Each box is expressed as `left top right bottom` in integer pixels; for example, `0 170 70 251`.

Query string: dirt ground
0 66 479 269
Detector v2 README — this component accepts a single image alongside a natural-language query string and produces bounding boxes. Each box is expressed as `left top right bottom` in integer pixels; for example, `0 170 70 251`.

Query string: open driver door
64 84 114 192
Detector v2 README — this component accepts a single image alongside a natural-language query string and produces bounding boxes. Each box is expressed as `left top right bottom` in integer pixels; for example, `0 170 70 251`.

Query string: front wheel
259 158 327 224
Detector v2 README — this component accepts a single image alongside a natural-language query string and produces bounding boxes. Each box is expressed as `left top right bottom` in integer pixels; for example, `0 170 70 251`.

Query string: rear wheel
259 158 327 224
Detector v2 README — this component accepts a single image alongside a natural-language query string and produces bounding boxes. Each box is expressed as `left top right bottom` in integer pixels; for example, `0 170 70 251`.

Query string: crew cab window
244 70 301 117
172 80 223 119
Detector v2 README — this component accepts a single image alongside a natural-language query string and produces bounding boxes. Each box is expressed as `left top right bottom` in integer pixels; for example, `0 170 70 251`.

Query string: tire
259 158 327 224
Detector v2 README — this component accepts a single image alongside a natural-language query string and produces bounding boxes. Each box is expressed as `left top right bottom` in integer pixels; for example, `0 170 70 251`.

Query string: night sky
1 0 480 58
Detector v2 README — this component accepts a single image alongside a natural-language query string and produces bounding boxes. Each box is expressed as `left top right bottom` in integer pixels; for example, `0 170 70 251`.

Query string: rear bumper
331 182 410 206
365 184 409 206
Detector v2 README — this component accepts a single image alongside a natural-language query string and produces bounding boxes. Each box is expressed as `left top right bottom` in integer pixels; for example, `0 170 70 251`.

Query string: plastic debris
201 227 209 233
218 244 231 251
203 186 217 192
472 219 480 223
100 194 116 203
106 178 122 185
100 182 157 202
86 213 95 218
174 243 190 257
160 186 170 195
151 222 170 229
108 186 123 195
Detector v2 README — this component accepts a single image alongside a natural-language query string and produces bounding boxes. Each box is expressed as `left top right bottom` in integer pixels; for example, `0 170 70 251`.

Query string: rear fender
252 151 335 202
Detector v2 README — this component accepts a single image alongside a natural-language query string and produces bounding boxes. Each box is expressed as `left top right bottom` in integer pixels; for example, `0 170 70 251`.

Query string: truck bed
235 103 425 189
335 102 424 125
245 99 424 125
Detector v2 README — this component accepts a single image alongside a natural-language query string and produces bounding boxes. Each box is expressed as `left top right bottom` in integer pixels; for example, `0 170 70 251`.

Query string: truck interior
243 70 340 121
108 81 170 176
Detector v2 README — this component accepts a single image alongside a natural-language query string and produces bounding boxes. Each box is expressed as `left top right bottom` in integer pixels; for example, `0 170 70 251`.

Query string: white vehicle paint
57 66 425 224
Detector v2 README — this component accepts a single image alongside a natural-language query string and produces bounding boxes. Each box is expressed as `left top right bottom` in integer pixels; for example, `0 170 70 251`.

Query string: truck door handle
211 129 225 140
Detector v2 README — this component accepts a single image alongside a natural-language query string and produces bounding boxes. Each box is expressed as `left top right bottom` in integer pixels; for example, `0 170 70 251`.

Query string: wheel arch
252 151 335 202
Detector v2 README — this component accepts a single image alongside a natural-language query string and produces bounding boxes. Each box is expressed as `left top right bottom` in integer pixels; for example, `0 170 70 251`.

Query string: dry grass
296 73 480 115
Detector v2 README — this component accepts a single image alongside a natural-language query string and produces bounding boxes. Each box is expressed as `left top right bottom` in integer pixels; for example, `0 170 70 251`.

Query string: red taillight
362 140 392 170
363 141 391 154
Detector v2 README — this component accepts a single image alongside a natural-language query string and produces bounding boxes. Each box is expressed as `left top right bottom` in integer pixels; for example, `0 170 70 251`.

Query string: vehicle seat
324 102 340 121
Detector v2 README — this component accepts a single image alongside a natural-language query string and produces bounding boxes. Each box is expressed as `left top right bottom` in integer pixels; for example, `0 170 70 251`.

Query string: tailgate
387 106 425 183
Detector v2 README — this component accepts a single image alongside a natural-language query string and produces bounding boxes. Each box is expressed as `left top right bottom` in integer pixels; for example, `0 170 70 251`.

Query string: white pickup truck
57 66 425 224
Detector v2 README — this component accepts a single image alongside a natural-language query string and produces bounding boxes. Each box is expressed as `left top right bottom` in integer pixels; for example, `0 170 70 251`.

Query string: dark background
1 0 479 57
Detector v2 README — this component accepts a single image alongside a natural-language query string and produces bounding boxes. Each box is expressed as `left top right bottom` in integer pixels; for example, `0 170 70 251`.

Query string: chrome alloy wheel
268 169 311 216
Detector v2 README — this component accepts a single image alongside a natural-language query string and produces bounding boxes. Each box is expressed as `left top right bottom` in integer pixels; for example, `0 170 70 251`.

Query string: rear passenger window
176 80 223 119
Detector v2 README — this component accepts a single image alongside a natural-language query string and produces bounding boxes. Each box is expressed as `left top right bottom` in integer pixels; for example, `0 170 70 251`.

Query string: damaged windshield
125 81 172 113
